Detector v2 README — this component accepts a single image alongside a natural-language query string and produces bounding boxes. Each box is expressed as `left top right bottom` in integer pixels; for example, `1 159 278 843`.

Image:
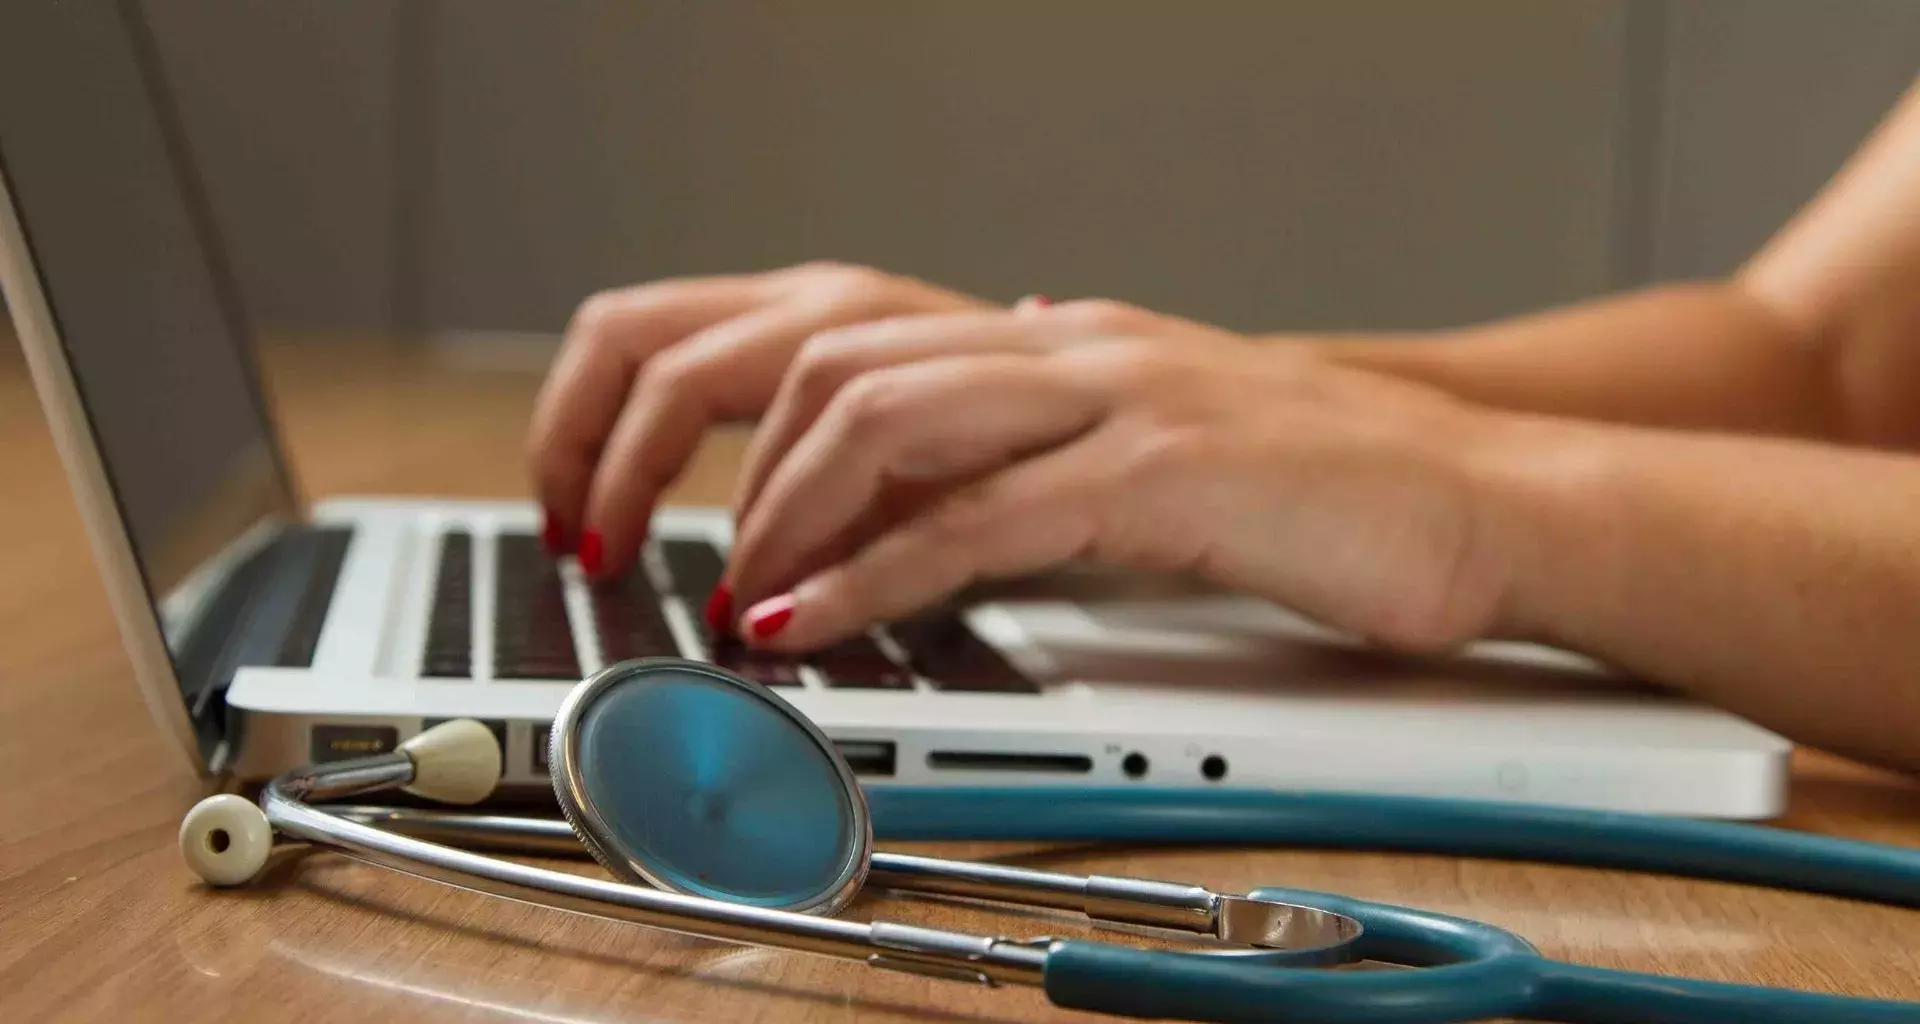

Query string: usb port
310 724 398 763
834 740 896 777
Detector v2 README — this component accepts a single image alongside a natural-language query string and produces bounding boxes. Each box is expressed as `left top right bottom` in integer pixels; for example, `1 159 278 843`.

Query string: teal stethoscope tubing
867 788 1920 1023
867 787 1920 907
1047 890 1920 1023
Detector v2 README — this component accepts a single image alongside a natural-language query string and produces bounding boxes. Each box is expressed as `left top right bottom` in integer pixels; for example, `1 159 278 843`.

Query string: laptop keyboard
492 534 582 680
587 565 678 662
420 531 473 679
427 530 1037 693
890 609 1038 694
807 635 914 690
273 526 355 668
658 539 724 606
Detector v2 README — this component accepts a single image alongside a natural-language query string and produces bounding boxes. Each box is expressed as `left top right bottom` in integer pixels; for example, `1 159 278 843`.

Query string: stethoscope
180 657 1920 1023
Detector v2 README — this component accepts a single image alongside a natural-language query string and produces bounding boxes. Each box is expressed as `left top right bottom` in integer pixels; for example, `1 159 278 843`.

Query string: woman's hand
722 304 1534 656
526 261 991 578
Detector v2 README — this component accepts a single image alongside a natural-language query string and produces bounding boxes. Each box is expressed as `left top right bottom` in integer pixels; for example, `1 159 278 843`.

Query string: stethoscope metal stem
283 754 417 803
332 804 1362 956
264 772 1051 987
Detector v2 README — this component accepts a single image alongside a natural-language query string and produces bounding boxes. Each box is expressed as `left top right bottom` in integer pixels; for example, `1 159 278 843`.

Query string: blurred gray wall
137 1 1920 339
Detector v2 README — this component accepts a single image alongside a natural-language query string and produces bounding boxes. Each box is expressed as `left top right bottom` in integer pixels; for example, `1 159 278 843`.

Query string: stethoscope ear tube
864 787 1920 909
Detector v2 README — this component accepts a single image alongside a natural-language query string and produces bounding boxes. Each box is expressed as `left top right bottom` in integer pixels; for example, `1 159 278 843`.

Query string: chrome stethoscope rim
548 657 875 917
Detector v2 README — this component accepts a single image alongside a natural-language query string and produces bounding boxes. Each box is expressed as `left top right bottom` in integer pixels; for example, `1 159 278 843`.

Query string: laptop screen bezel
0 0 307 777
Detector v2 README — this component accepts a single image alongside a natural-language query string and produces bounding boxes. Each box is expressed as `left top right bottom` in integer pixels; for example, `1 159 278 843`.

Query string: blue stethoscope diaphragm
547 657 873 914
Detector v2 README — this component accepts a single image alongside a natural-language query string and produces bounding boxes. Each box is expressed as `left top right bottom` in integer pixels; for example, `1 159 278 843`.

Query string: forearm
1484 415 1920 773
1306 280 1844 440
1310 77 1920 449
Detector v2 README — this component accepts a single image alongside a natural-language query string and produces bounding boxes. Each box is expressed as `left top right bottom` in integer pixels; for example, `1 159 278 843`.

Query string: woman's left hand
721 302 1538 655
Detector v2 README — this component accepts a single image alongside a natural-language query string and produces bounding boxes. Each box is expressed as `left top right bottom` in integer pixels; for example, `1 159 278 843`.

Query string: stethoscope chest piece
548 657 873 915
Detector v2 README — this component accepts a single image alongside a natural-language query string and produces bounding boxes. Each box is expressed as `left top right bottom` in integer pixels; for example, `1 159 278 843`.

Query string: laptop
0 2 1790 817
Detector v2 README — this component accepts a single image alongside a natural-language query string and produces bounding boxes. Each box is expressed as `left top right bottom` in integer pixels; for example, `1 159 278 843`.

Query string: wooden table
4 337 1919 1022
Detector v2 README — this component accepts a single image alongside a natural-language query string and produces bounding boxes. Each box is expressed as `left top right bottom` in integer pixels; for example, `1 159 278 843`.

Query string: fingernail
703 584 734 635
744 593 795 641
579 529 605 578
1015 293 1053 313
540 508 569 555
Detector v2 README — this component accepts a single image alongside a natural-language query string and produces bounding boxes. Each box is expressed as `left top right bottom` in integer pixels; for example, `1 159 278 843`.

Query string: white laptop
0 2 1790 817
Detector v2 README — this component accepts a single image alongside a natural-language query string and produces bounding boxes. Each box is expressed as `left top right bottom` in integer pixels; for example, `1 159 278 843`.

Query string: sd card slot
926 750 1092 773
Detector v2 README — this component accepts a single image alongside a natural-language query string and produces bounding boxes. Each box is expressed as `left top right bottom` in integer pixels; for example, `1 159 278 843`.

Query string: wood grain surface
2 338 1918 1023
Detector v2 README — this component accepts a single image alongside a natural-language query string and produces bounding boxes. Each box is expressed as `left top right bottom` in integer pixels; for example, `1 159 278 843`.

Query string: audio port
1200 755 1227 781
1121 752 1149 779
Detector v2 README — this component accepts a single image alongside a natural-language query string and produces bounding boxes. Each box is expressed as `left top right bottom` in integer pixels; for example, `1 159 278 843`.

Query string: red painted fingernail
704 584 734 635
579 529 605 578
1028 293 1053 308
744 594 795 641
540 508 569 555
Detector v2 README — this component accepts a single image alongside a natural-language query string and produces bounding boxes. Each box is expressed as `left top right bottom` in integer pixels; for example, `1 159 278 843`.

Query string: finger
727 353 1110 611
579 295 910 579
730 311 1090 525
528 276 773 541
738 435 1112 650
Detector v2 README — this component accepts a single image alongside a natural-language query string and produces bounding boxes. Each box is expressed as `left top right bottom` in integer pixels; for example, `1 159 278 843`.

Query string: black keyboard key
660 538 725 602
422 654 474 678
887 610 1038 693
274 526 355 667
589 572 680 662
420 531 473 678
494 534 581 681
710 637 802 687
506 657 585 677
811 634 912 690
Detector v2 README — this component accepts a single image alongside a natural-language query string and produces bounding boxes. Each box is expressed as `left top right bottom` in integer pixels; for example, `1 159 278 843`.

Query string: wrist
1450 406 1626 646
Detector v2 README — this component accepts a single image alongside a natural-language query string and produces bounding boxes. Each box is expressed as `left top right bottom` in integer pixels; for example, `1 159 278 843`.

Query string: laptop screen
0 5 297 640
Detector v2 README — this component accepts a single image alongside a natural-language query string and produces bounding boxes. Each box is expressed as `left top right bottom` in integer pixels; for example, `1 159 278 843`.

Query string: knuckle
791 328 870 395
831 372 906 434
791 258 860 278
1068 338 1170 391
806 263 895 311
567 282 687 347
636 346 708 397
1119 423 1211 480
566 289 626 341
1054 298 1150 333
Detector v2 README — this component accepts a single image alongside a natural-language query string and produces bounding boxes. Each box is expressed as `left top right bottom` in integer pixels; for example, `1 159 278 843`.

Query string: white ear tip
400 719 502 805
180 794 273 886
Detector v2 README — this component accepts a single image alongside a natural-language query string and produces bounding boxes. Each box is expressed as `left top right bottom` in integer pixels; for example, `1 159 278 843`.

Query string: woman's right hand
526 261 991 578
